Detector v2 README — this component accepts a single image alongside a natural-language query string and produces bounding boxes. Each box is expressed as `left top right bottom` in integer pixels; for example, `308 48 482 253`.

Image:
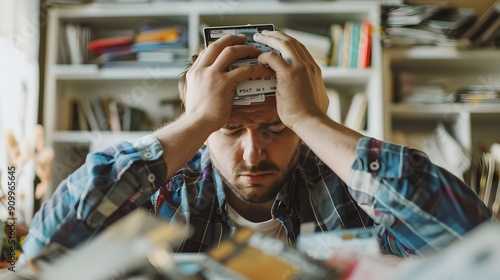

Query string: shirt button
369 160 380 171
148 173 156 183
143 152 153 159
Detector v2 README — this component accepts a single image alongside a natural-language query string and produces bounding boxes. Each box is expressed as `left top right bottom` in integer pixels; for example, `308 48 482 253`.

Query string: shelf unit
43 1 385 195
383 46 500 160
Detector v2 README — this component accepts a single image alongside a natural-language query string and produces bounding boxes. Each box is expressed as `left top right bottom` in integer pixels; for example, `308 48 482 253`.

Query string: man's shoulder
167 145 212 187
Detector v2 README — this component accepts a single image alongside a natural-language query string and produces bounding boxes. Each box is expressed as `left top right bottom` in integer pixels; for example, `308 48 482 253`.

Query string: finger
196 34 247 66
226 64 275 84
257 50 290 73
274 30 316 63
211 45 264 71
253 31 301 63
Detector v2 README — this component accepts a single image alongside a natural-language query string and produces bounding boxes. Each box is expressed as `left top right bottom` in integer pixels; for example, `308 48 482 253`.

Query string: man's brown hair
178 45 205 109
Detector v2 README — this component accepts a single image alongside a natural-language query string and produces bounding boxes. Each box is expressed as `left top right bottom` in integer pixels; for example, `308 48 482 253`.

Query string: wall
0 0 40 225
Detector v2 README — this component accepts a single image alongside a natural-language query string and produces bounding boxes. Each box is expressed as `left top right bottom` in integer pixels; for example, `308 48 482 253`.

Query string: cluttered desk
1 209 499 280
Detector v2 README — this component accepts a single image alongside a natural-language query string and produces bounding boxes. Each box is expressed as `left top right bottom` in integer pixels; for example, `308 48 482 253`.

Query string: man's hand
254 30 362 184
154 34 274 180
253 30 329 131
184 34 274 132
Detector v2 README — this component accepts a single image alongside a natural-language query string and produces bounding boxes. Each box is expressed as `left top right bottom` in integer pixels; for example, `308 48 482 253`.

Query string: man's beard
213 147 301 204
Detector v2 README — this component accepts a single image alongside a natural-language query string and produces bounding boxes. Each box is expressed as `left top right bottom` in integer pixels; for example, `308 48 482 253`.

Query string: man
22 31 490 260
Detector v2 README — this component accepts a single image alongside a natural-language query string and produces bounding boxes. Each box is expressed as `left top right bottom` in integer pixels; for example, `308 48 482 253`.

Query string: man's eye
266 125 286 134
223 130 242 137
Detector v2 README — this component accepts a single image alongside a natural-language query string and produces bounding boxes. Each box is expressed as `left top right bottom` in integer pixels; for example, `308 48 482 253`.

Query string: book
472 16 500 48
358 19 372 68
69 98 90 131
348 22 361 68
79 97 100 131
58 22 70 64
75 99 90 131
458 1 500 48
426 7 477 38
87 36 133 55
135 25 185 44
387 4 440 27
336 24 345 68
90 96 111 131
328 23 343 67
108 99 123 132
130 41 188 53
340 21 352 68
344 92 368 131
65 23 82 64
326 88 341 123
282 27 331 66
58 95 74 130
121 105 150 131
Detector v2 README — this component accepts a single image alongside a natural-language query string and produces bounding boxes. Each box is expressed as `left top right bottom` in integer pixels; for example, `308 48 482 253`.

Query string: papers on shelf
470 144 500 220
396 72 456 104
455 85 500 104
392 122 470 180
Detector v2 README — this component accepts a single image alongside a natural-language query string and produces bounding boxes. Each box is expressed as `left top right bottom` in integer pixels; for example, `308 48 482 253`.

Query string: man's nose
242 130 266 166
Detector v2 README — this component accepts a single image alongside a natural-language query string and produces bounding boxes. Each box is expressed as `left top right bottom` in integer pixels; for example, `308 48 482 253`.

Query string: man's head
207 96 301 204
179 47 301 204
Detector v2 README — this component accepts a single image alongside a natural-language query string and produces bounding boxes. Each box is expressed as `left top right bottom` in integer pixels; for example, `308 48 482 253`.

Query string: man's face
207 97 301 204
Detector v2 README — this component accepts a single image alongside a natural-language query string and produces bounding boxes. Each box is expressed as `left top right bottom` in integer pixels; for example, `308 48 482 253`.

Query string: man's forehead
228 96 279 125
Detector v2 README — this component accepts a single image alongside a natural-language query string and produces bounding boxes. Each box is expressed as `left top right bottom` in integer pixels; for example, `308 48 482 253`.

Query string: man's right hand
183 34 274 132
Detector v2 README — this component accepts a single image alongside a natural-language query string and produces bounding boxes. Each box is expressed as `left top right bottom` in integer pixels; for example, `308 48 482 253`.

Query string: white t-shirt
226 204 286 241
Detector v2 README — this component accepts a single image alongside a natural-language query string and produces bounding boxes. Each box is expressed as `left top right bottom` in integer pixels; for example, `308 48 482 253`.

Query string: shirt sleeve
348 136 491 257
21 135 167 260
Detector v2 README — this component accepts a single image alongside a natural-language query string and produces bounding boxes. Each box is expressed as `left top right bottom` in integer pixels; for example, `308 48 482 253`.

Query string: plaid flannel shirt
22 135 491 259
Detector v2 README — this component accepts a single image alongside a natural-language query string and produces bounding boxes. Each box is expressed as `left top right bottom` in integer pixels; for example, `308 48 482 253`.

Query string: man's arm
21 136 167 259
254 30 491 256
22 35 273 259
254 30 362 183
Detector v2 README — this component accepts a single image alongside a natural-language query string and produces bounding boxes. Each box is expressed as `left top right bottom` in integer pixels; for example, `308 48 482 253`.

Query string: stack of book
395 72 456 104
455 85 500 104
457 1 500 49
331 19 372 69
382 4 477 47
383 1 500 48
88 24 189 68
62 23 189 67
59 95 154 132
62 23 94 64
282 19 372 68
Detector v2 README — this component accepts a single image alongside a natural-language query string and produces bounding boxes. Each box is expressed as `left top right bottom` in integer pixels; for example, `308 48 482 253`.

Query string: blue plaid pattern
22 135 491 259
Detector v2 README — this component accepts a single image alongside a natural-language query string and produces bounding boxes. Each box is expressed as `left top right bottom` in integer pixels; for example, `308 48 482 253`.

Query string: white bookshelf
383 46 500 158
43 1 385 195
